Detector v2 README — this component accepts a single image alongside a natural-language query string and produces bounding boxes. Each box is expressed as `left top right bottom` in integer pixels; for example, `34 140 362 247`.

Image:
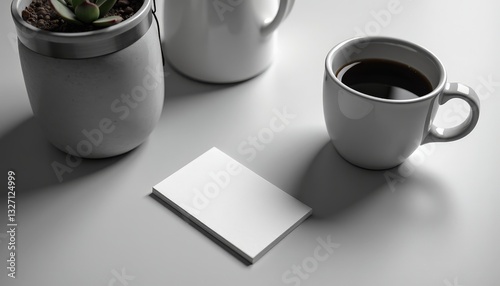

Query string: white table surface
1 0 499 285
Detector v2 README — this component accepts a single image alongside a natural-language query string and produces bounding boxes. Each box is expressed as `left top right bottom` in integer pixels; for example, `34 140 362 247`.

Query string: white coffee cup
163 0 294 83
323 37 480 170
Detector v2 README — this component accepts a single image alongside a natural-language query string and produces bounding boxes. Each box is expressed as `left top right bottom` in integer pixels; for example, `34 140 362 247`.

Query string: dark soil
22 0 143 32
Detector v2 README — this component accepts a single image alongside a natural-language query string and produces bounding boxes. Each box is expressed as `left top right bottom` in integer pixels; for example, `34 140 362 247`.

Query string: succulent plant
49 0 123 27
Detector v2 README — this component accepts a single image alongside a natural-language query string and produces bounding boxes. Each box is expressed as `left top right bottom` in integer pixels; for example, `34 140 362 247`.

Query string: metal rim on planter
11 0 152 59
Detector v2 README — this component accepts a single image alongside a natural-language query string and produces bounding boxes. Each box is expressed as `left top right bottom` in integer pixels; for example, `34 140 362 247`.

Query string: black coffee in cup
336 59 433 100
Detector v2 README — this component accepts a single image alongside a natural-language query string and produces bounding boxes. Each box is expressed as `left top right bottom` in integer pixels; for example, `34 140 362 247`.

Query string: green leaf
92 15 123 27
49 0 83 25
97 0 117 18
75 0 100 23
72 0 85 8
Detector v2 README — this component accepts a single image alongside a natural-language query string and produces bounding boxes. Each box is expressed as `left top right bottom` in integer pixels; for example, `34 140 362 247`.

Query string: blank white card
153 147 312 263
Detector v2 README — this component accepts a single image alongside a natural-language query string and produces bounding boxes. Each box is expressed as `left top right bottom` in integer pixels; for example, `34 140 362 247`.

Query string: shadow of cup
296 142 450 224
296 142 388 219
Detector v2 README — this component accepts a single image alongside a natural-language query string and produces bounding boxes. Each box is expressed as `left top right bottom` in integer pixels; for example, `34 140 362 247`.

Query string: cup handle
422 82 480 144
261 0 295 36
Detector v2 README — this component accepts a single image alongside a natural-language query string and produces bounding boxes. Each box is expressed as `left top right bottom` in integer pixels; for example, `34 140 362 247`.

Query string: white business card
152 147 312 263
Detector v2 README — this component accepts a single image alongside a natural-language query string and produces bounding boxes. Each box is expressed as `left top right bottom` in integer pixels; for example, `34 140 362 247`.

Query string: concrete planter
11 0 164 158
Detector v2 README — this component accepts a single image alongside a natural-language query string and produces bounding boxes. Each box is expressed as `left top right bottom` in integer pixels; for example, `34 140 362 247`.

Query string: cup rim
325 36 447 104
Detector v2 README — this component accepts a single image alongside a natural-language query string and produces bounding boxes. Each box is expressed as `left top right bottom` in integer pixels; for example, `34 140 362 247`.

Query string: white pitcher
164 0 295 83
